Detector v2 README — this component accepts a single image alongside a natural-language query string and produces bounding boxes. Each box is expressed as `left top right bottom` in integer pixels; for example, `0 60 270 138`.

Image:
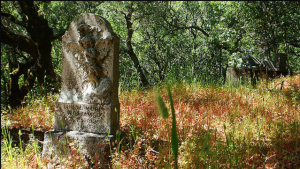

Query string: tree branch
289 42 300 48
1 23 38 59
1 11 27 28
18 1 38 23
186 25 210 37
11 58 37 78
161 15 210 37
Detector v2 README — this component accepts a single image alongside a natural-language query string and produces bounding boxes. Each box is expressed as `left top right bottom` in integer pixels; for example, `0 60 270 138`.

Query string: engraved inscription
54 102 110 133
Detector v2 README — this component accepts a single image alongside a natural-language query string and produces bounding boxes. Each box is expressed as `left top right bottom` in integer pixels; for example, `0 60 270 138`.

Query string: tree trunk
1 69 9 110
8 58 37 109
125 11 149 87
1 1 59 109
18 1 57 89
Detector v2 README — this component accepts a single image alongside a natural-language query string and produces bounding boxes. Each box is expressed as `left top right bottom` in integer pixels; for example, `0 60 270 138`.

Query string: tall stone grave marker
42 13 119 165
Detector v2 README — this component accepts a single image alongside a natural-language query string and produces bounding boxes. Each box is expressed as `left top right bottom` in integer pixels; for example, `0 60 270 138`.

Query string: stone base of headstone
42 130 113 168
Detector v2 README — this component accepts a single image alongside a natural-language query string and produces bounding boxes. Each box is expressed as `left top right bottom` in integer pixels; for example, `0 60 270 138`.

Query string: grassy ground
1 75 299 168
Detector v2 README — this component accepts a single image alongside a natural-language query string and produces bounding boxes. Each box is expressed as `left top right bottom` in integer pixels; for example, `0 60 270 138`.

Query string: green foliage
168 86 179 169
156 86 179 168
1 1 300 109
157 94 169 119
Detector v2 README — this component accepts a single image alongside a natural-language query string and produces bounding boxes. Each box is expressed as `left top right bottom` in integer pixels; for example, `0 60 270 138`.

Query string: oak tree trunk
1 1 60 109
125 11 149 87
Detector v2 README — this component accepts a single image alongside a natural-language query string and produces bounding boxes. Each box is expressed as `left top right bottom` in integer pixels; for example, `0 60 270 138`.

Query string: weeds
156 85 179 169
2 126 14 168
1 124 43 169
1 75 299 168
1 94 57 132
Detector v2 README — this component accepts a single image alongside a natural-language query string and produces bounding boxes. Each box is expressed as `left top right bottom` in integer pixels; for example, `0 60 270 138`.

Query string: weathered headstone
274 53 288 70
42 13 119 166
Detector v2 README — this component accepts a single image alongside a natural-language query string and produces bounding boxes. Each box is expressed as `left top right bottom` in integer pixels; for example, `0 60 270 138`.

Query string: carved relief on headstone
58 14 119 105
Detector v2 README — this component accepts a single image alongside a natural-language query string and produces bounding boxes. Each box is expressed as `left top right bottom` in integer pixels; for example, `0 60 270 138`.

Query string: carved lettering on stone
54 102 111 133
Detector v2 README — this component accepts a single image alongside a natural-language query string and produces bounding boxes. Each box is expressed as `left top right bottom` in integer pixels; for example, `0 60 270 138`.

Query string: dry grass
115 75 299 168
1 75 299 168
1 94 57 132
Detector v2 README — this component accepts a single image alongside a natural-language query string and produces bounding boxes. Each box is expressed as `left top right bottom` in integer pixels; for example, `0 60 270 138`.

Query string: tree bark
1 1 60 109
124 11 149 87
18 1 56 87
8 58 37 109
0 24 39 59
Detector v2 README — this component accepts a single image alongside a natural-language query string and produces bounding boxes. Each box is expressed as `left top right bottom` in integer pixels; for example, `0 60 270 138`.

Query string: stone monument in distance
42 13 120 166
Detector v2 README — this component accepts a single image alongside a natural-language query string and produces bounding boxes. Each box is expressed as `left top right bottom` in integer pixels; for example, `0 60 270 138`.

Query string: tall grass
115 74 299 168
156 86 179 169
1 124 43 168
1 74 299 168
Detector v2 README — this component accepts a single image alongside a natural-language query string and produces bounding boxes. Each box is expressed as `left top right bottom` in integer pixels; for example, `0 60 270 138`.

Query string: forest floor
1 74 300 168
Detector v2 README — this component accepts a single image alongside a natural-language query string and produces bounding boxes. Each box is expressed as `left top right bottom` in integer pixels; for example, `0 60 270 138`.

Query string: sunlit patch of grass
1 126 92 169
1 127 43 169
117 75 299 168
1 75 299 168
1 94 58 131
